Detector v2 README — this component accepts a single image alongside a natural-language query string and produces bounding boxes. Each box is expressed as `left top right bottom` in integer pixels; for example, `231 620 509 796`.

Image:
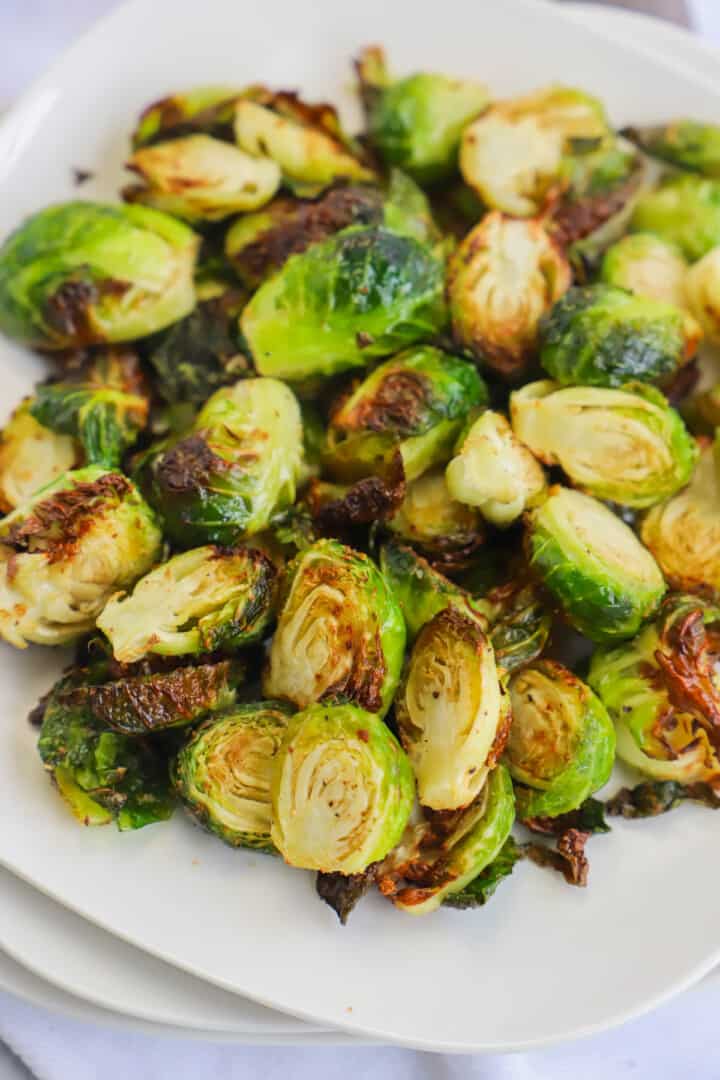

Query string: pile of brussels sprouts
1 48 719 921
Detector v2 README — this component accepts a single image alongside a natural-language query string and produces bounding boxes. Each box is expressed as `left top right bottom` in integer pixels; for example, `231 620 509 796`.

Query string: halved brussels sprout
263 539 405 717
600 233 690 309
539 284 697 388
630 175 720 261
641 434 720 597
381 765 516 915
386 470 485 569
234 96 374 195
526 487 666 642
323 346 486 484
446 410 547 526
124 134 281 220
460 84 609 217
140 377 304 547
271 701 415 873
511 380 698 508
0 467 161 648
589 594 720 788
0 202 198 349
131 85 244 148
240 226 447 382
684 247 720 344
624 120 720 178
173 701 293 849
37 673 174 830
395 607 511 810
506 660 615 820
355 45 490 185
0 402 78 513
447 212 571 380
97 545 276 663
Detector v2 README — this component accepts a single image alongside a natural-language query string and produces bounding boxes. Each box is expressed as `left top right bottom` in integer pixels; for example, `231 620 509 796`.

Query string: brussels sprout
97 545 276 663
382 765 516 915
37 675 174 829
240 226 447 382
131 86 243 149
641 434 720 597
624 120 720 178
173 701 293 849
447 212 571 380
355 45 489 185
271 701 414 873
446 410 547 526
234 96 374 196
684 247 720 344
0 402 78 512
323 346 486 484
0 467 161 648
386 470 485 569
600 233 690 308
589 594 720 788
539 284 697 388
263 539 405 716
506 660 615 820
460 84 609 217
511 380 698 508
395 607 511 810
630 175 720 261
140 377 304 546
0 202 198 349
526 487 666 642
225 187 383 288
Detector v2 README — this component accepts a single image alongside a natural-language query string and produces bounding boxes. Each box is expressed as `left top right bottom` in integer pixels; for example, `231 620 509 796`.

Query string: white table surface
1 3 720 1078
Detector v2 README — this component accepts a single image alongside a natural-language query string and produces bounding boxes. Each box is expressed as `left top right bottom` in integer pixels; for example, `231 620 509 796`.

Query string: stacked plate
1 0 719 1051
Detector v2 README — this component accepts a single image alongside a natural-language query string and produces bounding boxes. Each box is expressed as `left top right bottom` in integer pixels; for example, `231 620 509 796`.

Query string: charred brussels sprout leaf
539 285 696 388
131 85 244 149
263 539 405 717
395 608 511 810
605 779 720 818
323 346 487 484
386 470 485 572
589 594 720 788
511 380 698 508
0 401 78 512
316 863 380 925
37 677 174 830
240 226 448 382
506 660 615 820
97 545 276 664
487 581 552 674
355 45 489 185
173 701 293 850
526 487 666 642
624 120 720 178
630 175 720 261
442 835 523 911
446 410 547 527
0 202 198 349
271 702 415 874
550 137 644 250
0 467 161 649
448 212 571 380
141 377 304 546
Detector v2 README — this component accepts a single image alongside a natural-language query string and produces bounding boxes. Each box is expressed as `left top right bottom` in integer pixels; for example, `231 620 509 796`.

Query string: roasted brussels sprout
506 660 615 820
0 202 198 349
624 120 720 178
240 226 447 382
173 701 293 849
0 402 78 512
511 380 698 508
539 284 697 388
0 467 161 648
395 607 511 810
446 410 547 526
526 487 666 642
140 377 304 546
355 45 489 185
381 765 516 915
600 233 690 309
37 675 174 829
641 434 720 597
386 470 485 569
131 85 243 148
97 545 276 663
589 594 720 788
448 212 571 379
264 539 405 716
630 175 720 261
684 247 720 344
323 346 486 484
271 701 414 873
460 84 609 217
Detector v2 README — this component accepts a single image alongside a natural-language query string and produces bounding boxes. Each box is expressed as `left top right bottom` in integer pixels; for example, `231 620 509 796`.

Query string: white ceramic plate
1 0 720 1053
